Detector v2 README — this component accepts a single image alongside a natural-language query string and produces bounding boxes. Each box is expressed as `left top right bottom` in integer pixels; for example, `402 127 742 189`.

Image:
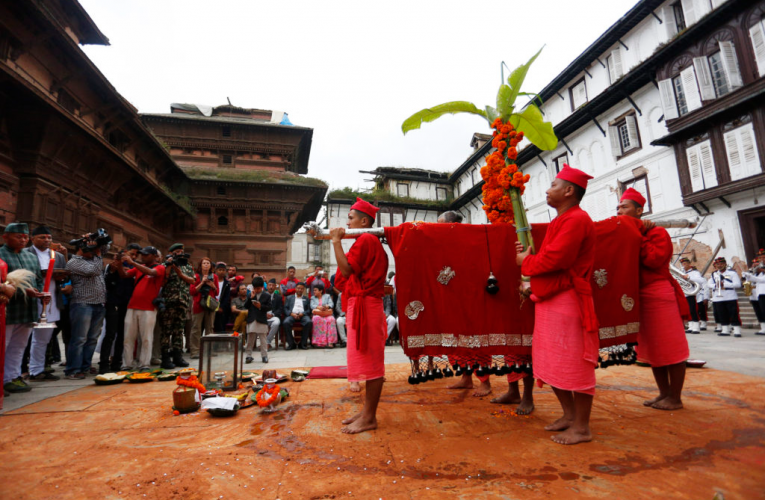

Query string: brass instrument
743 263 764 297
669 262 701 296
711 270 724 298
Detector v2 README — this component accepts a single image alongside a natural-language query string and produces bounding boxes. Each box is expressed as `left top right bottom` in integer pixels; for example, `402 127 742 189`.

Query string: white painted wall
388 179 452 201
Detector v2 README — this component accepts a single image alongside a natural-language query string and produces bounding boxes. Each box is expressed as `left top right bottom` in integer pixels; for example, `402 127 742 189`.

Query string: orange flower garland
255 385 281 408
176 374 206 393
481 118 530 225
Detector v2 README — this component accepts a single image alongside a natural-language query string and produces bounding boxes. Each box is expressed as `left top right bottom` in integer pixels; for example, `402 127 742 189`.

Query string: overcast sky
81 0 638 192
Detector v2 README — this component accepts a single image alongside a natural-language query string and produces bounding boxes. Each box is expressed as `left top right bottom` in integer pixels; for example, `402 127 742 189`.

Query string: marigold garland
481 119 530 225
176 374 206 393
255 385 281 408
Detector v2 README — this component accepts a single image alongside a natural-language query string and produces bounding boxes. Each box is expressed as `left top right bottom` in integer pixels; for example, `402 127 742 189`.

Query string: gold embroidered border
599 322 640 339
406 333 533 349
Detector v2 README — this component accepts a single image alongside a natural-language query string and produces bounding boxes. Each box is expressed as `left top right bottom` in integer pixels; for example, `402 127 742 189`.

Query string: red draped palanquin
0 258 7 409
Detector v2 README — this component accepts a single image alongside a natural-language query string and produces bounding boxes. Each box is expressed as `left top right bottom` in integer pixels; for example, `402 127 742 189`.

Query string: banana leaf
402 101 488 134
509 104 558 151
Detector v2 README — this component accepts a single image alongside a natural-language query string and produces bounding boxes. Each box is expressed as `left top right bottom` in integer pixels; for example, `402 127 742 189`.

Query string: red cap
350 198 379 220
556 163 593 189
620 187 646 207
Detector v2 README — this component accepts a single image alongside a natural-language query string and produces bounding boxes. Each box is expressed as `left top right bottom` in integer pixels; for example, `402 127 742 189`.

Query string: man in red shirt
516 164 598 445
113 246 166 371
280 266 298 297
617 188 689 410
330 198 388 434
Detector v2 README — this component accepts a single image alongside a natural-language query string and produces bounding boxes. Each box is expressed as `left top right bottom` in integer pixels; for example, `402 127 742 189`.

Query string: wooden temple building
0 0 326 276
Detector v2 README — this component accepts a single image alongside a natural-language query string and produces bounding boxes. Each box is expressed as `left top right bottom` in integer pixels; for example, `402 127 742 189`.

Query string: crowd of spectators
0 227 399 403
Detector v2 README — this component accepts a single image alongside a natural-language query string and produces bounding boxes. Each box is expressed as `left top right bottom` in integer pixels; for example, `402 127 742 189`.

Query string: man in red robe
515 164 598 445
617 188 689 410
331 198 389 434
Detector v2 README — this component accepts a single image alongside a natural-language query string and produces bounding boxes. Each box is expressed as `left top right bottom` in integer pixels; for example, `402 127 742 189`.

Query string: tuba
669 262 701 296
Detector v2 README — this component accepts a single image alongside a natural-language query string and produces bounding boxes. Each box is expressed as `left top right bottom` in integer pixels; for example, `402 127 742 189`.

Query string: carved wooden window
672 2 686 32
552 153 568 173
222 126 231 137
685 134 717 192
569 78 588 111
217 186 226 195
609 113 641 158
222 154 232 165
218 215 228 227
723 116 761 182
750 18 765 77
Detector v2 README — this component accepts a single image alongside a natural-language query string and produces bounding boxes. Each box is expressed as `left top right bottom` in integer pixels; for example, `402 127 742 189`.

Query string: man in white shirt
679 257 707 335
743 249 765 335
282 282 312 350
24 226 67 381
708 257 742 337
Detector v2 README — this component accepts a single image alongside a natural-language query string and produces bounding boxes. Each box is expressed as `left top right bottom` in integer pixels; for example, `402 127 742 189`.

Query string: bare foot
342 413 361 425
447 374 473 390
651 398 683 411
342 416 377 434
516 399 535 415
643 394 667 407
349 382 361 392
490 390 521 405
544 416 573 431
551 427 592 445
472 380 492 397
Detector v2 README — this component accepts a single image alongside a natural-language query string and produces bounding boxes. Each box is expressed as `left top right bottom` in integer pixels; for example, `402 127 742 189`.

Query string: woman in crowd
189 257 219 359
310 283 337 348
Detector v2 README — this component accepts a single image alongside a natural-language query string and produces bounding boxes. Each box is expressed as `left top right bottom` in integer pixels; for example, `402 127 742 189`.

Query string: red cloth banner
385 216 643 361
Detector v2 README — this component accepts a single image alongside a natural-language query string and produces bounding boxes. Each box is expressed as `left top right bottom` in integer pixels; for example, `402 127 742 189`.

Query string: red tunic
522 205 599 394
637 226 690 366
335 233 388 381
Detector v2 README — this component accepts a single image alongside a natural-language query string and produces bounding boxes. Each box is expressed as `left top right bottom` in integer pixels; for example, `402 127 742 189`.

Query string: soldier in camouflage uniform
159 243 195 369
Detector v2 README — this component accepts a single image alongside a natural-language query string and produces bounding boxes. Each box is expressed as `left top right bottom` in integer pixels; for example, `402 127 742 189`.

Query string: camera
69 228 112 251
166 252 191 266
152 296 167 313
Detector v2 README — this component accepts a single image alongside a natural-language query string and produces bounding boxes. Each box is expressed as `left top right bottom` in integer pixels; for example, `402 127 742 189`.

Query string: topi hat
350 198 379 220
620 187 646 208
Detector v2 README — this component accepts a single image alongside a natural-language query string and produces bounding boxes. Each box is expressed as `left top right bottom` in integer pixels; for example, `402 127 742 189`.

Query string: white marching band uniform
683 268 707 334
708 269 742 337
743 267 765 335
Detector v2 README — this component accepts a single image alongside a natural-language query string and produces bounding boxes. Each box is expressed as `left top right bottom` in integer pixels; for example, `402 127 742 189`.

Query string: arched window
218 215 228 226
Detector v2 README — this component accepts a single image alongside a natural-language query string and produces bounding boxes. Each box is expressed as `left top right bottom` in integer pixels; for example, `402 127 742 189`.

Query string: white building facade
304 0 765 278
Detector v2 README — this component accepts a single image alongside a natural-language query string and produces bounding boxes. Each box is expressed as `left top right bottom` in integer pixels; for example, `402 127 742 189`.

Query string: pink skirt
637 280 689 367
532 290 596 395
346 296 386 382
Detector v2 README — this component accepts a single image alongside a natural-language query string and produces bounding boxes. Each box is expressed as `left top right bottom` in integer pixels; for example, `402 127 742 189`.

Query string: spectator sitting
113 246 165 371
335 292 347 348
265 279 282 350
282 282 311 350
311 283 337 348
101 243 140 373
1 223 45 393
280 266 298 297
231 284 249 334
63 234 106 380
245 277 271 364
189 257 219 359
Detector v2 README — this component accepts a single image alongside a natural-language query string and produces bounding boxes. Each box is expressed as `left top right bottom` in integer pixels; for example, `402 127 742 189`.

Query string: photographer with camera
306 265 330 296
100 243 141 373
63 230 109 380
112 246 165 371
157 243 195 369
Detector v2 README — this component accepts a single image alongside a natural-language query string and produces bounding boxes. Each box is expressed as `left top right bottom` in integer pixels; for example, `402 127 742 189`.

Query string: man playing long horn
617 188 690 411
330 198 389 434
515 164 598 445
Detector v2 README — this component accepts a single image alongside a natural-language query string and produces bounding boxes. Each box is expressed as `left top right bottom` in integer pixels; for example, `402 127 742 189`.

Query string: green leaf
401 101 488 134
504 46 545 115
496 85 514 120
484 105 498 123
509 104 558 151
